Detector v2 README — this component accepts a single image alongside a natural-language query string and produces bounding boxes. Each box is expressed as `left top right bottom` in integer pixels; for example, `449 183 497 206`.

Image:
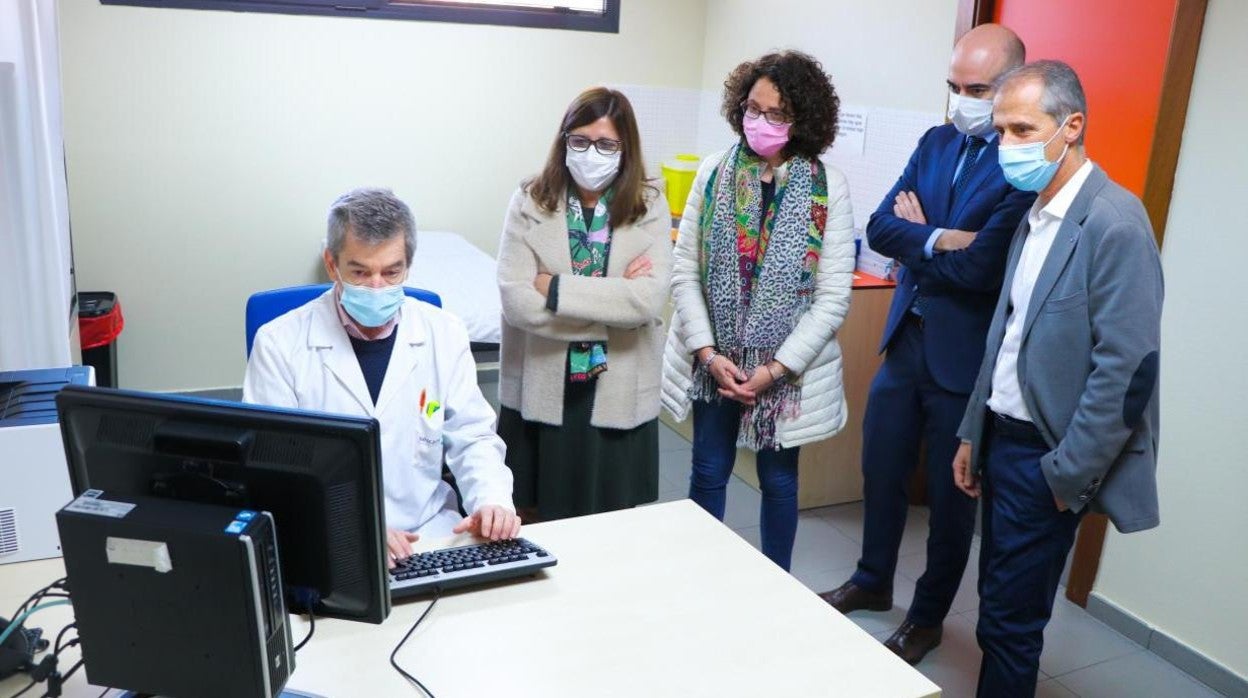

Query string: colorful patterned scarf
565 188 613 382
690 144 828 450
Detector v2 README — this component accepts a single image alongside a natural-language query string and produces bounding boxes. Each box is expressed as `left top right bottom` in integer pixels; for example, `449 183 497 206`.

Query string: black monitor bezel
56 385 391 624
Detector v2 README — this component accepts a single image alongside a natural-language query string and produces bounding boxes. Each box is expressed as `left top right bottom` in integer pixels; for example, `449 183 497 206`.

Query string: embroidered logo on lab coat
419 388 441 420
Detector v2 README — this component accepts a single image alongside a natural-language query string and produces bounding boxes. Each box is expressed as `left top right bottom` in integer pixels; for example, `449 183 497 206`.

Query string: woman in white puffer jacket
661 50 855 570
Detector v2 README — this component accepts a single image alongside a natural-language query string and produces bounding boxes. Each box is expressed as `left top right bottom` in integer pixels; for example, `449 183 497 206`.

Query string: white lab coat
242 290 514 536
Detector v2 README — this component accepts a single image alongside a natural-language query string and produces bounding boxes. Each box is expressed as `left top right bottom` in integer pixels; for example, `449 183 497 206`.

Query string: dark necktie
952 136 987 200
912 136 989 318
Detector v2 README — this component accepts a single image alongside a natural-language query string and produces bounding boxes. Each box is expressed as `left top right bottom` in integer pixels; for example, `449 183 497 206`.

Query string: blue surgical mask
339 281 404 328
998 116 1071 191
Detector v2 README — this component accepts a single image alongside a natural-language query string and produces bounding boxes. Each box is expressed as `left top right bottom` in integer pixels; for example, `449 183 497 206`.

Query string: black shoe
818 581 893 614
883 621 943 665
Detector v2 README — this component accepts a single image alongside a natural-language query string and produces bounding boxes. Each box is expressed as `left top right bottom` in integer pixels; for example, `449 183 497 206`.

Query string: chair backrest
245 284 441 357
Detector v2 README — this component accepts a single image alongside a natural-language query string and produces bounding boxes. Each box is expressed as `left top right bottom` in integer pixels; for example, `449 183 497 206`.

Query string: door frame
954 0 1207 606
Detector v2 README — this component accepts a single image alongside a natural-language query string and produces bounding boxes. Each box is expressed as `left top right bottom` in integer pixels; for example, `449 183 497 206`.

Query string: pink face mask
743 113 791 158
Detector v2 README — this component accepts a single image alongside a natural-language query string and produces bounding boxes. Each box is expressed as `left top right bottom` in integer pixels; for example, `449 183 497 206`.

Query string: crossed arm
866 131 1034 294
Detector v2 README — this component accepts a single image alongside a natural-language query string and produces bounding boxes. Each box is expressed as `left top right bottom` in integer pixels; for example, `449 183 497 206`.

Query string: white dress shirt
987 159 1095 422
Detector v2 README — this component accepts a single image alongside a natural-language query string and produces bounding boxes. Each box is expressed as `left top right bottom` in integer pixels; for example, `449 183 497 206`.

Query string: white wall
689 0 958 269
56 0 963 392
57 0 707 391
1092 0 1248 680
696 0 960 151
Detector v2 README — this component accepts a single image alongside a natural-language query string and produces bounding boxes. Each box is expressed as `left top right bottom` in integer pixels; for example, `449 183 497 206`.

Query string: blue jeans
689 398 800 570
976 422 1084 697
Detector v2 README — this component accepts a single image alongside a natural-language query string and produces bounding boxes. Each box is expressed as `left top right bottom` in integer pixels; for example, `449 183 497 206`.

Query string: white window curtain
0 0 75 372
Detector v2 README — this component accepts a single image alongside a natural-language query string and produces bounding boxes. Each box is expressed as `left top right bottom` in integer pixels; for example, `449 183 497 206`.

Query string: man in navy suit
821 23 1035 665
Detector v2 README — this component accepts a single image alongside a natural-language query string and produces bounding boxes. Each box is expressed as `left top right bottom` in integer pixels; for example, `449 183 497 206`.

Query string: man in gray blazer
952 60 1163 697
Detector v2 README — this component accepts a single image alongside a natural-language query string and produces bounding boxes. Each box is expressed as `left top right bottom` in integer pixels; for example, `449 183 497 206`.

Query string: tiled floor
652 422 1225 698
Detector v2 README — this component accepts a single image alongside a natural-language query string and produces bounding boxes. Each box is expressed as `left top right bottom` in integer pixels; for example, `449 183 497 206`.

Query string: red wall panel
994 1 1177 196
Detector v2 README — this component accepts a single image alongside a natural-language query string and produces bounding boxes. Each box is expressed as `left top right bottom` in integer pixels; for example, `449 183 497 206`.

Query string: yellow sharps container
660 154 701 218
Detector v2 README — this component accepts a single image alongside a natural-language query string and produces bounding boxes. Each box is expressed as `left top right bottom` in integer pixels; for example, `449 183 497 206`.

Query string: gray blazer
958 164 1164 533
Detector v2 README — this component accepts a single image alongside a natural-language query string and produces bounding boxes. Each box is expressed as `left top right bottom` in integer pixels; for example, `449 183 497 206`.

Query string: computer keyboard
389 538 557 598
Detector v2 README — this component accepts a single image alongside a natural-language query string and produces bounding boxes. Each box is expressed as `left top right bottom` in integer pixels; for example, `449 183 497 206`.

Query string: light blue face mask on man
339 281 404 328
998 116 1071 192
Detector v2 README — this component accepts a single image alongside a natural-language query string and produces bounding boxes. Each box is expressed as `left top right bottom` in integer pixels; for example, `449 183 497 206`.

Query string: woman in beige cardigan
496 87 672 522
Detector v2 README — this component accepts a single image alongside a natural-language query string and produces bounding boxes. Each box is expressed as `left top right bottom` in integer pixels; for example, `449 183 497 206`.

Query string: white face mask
566 148 621 193
947 93 995 137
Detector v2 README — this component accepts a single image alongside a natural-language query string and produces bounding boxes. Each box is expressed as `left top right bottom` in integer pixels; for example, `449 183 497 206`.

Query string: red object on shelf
79 294 125 351
852 271 896 290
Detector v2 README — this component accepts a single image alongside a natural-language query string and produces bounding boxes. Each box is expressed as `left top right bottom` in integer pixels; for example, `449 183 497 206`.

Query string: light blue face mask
339 281 404 328
998 116 1071 192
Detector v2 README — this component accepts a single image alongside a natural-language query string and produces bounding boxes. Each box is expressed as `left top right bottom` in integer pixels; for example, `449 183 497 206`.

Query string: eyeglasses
564 133 623 155
740 101 793 126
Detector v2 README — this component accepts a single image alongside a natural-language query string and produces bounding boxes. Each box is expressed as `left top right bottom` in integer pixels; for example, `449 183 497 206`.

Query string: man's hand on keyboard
453 505 522 542
386 528 421 569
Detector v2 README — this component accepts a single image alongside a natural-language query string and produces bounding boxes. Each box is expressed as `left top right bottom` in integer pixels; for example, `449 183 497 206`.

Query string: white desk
0 501 939 697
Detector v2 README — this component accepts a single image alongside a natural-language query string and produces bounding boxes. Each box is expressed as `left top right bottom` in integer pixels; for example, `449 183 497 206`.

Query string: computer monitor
56 385 391 624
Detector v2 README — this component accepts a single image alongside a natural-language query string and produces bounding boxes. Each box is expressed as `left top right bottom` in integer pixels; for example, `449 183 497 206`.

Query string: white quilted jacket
661 149 856 449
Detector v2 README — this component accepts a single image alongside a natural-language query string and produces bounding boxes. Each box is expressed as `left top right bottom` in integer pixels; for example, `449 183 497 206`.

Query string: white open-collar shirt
987 159 1095 422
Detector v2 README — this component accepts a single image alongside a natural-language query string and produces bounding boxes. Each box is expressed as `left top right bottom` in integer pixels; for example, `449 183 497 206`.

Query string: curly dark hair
721 51 840 160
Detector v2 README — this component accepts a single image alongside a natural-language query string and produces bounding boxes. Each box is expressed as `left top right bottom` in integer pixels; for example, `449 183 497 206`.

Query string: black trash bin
78 292 125 388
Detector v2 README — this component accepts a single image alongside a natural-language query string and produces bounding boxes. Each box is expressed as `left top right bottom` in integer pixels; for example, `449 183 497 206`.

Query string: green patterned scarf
565 188 613 381
691 144 828 450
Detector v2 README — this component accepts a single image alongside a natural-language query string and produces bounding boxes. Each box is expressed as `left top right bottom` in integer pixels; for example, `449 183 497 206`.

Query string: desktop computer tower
56 491 295 698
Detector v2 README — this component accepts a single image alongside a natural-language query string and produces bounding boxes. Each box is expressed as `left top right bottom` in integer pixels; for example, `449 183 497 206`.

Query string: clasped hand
696 349 779 406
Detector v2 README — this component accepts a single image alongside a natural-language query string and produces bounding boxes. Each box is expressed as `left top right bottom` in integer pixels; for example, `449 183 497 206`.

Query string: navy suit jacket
866 123 1035 394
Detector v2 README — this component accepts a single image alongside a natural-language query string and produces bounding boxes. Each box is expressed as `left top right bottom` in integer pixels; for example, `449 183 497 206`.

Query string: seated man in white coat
244 188 520 568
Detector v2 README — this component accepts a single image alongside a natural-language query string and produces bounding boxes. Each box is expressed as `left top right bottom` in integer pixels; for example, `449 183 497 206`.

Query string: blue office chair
245 283 441 357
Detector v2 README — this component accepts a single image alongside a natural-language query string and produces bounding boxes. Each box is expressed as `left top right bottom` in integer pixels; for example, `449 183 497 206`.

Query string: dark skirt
498 378 659 522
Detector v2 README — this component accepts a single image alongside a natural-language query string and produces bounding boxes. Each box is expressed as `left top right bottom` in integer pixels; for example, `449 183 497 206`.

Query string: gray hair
325 188 416 265
996 60 1088 144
